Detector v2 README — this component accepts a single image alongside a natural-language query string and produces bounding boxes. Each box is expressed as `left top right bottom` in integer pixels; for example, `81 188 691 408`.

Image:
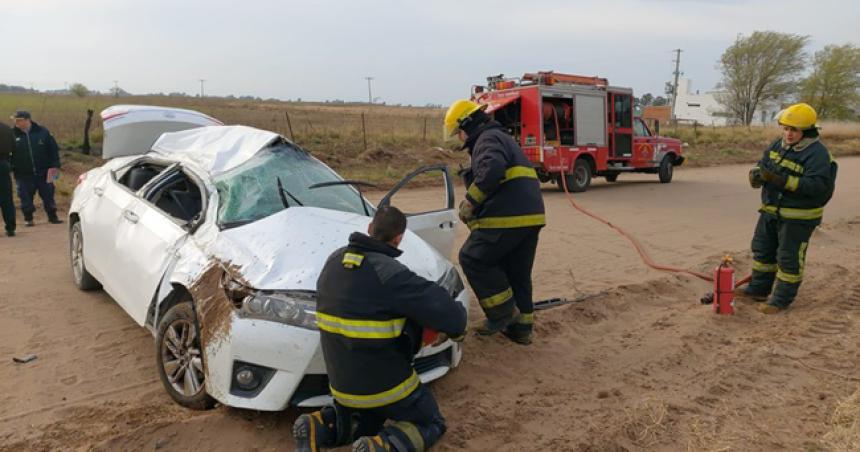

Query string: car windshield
214 142 370 227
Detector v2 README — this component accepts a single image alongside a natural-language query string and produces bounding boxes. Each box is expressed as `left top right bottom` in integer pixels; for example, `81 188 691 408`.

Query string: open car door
378 165 457 259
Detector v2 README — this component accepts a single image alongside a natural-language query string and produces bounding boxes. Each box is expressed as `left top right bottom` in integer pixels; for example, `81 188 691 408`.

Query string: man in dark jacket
0 121 16 236
293 206 467 452
742 103 838 314
443 99 546 345
10 110 63 226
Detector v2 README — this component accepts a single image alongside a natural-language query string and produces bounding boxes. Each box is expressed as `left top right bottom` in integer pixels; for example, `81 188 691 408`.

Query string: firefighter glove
748 166 764 188
458 199 475 223
760 165 787 189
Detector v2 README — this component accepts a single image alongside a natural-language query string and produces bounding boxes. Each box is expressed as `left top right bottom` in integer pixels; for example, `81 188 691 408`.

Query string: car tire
659 156 674 183
561 158 592 193
605 173 619 183
156 301 217 410
70 221 102 291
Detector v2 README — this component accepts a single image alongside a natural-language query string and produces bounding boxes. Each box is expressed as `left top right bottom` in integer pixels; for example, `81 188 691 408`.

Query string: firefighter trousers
314 385 446 451
459 226 541 323
747 213 816 308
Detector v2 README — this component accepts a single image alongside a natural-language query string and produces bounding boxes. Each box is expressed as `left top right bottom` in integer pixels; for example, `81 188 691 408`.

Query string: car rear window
213 143 370 228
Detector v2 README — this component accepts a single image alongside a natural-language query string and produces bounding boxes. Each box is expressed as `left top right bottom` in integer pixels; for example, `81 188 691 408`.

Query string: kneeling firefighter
293 206 467 452
443 99 546 344
743 103 838 314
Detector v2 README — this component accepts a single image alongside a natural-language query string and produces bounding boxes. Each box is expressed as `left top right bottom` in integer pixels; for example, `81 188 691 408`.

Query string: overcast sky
2 0 858 105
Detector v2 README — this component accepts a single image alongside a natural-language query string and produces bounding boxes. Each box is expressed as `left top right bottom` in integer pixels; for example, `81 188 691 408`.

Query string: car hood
209 207 449 290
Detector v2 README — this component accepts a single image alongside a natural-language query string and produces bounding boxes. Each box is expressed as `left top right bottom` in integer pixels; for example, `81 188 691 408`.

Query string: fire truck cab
472 71 684 192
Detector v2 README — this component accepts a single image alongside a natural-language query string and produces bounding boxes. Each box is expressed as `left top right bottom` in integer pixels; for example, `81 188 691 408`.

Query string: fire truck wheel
605 173 619 183
658 156 674 183
561 159 592 193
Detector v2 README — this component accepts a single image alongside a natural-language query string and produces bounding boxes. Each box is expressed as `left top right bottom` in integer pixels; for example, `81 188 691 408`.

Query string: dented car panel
70 109 468 411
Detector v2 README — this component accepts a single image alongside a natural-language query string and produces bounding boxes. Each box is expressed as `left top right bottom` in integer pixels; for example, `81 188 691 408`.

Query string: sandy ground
1 160 859 451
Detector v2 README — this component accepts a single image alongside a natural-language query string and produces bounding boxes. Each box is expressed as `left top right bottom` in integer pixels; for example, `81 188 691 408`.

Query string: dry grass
821 386 860 451
3 92 859 192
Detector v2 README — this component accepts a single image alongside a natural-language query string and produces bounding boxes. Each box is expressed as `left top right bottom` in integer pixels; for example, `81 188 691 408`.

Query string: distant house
673 79 781 126
642 105 671 130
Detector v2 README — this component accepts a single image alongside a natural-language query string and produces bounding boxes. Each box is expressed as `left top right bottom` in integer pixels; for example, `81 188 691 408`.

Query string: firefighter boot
354 421 427 452
294 407 337 452
47 210 63 224
352 435 391 452
474 312 515 336
733 288 768 304
502 312 534 345
758 303 786 315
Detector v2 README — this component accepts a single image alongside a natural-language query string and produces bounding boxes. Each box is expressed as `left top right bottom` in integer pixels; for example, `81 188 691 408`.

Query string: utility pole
364 77 374 104
113 80 119 98
198 79 206 98
670 49 682 121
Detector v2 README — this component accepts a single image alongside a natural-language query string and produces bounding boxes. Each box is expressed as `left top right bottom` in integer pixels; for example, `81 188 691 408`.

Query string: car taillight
77 172 87 186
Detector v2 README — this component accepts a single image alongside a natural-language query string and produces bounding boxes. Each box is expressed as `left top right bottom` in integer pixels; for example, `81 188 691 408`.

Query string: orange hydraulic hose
558 168 751 288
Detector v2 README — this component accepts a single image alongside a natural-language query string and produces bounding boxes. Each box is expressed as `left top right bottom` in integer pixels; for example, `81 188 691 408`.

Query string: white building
673 78 781 126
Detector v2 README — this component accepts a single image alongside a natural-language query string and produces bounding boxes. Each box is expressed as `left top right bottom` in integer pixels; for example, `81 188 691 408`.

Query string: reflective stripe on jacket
316 232 467 409
463 122 545 230
758 137 837 225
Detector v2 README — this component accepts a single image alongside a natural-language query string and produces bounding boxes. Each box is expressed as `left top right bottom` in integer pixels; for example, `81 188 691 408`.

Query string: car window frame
111 157 177 195
139 164 209 233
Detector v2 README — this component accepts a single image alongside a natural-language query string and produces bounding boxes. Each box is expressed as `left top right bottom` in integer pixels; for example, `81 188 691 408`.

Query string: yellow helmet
778 103 817 130
443 99 485 139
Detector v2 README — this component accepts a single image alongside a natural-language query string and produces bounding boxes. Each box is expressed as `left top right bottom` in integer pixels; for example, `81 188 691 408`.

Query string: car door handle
123 210 139 224
93 187 104 196
438 221 454 229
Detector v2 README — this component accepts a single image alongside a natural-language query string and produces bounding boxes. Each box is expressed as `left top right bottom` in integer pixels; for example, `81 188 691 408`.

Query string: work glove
748 166 764 189
760 165 787 189
457 165 474 186
458 199 476 224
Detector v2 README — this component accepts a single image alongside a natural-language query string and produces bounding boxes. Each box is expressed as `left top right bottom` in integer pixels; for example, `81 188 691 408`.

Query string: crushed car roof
151 125 281 175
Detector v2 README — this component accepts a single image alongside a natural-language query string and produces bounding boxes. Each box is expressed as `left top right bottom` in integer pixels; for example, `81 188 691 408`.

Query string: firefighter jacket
462 121 546 230
11 122 60 176
758 137 837 225
316 232 467 409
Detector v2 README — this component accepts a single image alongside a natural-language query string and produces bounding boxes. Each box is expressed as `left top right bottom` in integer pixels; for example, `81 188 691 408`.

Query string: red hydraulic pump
713 257 735 315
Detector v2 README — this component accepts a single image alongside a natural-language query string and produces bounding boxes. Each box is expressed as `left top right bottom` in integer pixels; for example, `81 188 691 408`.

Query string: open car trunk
100 105 222 159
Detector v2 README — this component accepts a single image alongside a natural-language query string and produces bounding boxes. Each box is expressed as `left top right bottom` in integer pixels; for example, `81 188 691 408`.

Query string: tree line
717 31 859 125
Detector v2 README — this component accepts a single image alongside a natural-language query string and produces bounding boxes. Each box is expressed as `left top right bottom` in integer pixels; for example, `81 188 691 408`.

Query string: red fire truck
472 71 684 192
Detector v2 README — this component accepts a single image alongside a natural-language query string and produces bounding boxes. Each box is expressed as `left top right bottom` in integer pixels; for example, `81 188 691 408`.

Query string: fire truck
472 71 684 192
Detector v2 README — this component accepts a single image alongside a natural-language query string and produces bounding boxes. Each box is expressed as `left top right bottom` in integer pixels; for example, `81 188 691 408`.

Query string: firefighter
443 99 545 344
741 103 837 314
293 206 467 452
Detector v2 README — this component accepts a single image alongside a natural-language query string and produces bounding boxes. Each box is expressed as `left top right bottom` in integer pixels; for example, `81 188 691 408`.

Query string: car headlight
437 266 465 298
239 290 318 330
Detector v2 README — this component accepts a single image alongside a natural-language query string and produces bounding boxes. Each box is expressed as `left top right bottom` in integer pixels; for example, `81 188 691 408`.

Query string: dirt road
2 160 859 451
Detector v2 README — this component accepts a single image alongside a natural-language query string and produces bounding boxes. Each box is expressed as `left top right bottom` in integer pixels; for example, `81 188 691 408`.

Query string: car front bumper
203 289 469 411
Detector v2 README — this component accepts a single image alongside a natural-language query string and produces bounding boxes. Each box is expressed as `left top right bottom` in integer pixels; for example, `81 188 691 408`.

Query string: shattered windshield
214 143 371 227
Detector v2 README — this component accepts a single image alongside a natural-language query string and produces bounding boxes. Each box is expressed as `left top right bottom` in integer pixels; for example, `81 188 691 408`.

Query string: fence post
422 117 427 142
82 109 93 155
361 112 368 151
284 111 295 142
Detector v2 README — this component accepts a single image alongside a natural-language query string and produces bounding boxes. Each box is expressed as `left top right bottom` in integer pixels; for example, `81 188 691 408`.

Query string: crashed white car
69 105 467 410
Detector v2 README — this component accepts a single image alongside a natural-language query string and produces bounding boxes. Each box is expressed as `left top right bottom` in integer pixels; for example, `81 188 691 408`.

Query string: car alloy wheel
161 318 205 397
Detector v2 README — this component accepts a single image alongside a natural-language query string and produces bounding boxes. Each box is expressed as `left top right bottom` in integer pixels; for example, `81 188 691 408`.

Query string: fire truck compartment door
574 94 606 147
483 93 520 114
377 165 457 259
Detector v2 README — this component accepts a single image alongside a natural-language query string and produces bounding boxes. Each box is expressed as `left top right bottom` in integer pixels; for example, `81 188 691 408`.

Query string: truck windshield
214 143 370 228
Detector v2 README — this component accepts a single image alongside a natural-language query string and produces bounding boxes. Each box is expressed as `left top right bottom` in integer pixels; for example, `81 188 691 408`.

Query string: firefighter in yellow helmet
444 99 545 344
742 103 838 314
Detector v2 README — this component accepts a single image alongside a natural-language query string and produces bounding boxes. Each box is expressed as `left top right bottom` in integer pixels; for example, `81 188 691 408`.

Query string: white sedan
69 105 467 410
